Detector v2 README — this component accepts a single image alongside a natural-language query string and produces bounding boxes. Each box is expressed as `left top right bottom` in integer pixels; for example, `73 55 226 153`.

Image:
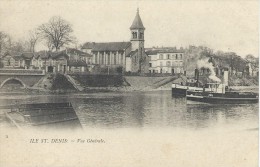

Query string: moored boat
172 68 209 96
3 102 82 129
172 83 203 96
186 83 259 104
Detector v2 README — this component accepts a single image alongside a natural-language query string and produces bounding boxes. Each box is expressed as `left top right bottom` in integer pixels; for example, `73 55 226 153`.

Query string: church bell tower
130 8 146 73
130 8 145 52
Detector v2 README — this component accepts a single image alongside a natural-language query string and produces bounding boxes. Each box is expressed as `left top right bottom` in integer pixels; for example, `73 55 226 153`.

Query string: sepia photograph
0 0 259 167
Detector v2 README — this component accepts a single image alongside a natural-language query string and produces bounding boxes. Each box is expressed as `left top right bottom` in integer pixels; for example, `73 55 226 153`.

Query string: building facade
0 48 93 73
146 50 184 74
81 9 149 73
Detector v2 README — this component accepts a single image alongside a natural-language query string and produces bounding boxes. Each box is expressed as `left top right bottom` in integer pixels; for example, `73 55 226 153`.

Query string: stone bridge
0 69 45 88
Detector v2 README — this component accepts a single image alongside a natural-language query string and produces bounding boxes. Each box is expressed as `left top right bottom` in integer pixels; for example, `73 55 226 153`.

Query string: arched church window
133 32 137 39
140 32 143 39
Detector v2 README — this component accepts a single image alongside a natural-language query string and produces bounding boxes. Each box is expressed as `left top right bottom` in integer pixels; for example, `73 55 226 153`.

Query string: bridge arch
0 77 27 88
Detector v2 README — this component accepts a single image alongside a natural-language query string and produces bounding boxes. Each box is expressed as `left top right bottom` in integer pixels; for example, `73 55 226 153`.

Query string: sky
0 0 259 57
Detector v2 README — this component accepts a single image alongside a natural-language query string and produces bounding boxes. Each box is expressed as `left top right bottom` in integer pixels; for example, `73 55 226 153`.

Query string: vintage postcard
0 0 259 167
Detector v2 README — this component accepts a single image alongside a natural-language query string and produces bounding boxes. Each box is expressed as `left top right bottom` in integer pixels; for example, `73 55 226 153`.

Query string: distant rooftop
83 42 131 52
146 48 184 55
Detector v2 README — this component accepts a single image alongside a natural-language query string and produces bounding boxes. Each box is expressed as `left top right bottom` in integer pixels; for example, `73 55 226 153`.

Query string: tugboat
186 69 259 105
186 83 259 104
172 69 205 96
182 68 259 104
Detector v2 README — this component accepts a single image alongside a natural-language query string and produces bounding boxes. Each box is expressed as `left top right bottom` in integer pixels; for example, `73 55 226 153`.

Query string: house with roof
33 48 93 73
20 52 35 68
81 9 149 73
64 48 94 72
146 48 185 74
0 52 29 69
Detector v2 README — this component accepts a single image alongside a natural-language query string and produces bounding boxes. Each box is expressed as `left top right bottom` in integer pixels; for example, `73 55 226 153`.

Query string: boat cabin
204 83 226 94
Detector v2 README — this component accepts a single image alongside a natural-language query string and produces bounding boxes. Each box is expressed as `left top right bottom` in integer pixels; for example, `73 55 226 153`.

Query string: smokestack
195 68 199 81
223 70 229 86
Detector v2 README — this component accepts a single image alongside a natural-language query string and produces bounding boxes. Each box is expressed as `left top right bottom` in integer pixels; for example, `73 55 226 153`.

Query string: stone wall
69 74 124 87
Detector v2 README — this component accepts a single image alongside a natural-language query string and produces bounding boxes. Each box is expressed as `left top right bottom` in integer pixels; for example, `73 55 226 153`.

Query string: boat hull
172 84 203 97
172 87 187 96
186 91 259 104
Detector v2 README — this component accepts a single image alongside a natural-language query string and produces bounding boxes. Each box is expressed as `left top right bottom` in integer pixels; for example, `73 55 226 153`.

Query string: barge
3 102 81 129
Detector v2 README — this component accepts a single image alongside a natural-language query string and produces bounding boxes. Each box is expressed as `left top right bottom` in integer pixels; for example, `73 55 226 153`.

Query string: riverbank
0 85 258 94
0 74 258 94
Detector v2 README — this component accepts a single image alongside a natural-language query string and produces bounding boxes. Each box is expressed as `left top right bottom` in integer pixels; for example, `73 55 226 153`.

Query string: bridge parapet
0 69 45 75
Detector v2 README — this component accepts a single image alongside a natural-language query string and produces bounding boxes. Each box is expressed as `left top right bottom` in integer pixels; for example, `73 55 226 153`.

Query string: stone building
146 49 184 74
81 9 149 73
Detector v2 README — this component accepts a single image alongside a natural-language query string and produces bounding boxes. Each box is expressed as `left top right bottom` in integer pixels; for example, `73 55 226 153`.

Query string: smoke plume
197 58 221 82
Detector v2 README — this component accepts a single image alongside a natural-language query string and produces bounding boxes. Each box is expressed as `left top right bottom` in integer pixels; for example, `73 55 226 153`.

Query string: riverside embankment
31 74 180 93
0 73 258 93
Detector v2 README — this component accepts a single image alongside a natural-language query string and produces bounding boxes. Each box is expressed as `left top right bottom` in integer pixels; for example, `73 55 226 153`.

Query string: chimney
195 68 199 81
223 70 229 86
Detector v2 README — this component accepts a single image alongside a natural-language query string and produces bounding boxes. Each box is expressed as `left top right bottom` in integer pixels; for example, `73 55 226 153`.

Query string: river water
0 90 258 130
0 90 258 167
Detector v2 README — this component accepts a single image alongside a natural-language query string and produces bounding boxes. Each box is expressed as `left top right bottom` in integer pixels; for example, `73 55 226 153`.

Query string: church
81 9 149 73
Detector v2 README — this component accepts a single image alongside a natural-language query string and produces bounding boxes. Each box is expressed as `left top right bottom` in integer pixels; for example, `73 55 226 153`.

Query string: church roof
81 42 96 49
130 9 145 30
91 42 131 52
126 49 138 57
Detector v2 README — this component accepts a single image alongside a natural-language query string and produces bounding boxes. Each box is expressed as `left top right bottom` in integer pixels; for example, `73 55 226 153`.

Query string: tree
27 29 40 53
245 54 259 76
0 32 11 56
245 54 257 63
10 40 28 53
38 16 76 51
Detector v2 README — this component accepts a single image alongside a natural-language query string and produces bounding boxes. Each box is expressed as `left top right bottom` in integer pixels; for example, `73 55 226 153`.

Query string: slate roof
13 55 23 60
126 50 138 57
145 50 158 55
81 42 96 49
34 51 52 59
21 52 34 59
91 42 131 52
51 52 69 59
146 49 184 55
64 48 92 57
130 9 145 30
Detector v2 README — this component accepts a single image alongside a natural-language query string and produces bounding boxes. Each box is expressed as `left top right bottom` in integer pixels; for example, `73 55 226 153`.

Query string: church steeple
130 8 145 30
130 8 145 51
130 8 146 73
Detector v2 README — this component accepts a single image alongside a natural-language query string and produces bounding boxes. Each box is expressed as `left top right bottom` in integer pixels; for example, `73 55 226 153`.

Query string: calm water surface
0 90 258 130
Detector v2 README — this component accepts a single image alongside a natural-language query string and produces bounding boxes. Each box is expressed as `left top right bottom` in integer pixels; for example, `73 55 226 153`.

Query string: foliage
38 16 76 51
27 29 40 53
183 45 255 75
0 32 11 56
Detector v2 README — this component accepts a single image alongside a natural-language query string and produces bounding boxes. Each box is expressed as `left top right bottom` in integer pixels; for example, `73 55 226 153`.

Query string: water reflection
73 91 258 130
0 91 258 130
